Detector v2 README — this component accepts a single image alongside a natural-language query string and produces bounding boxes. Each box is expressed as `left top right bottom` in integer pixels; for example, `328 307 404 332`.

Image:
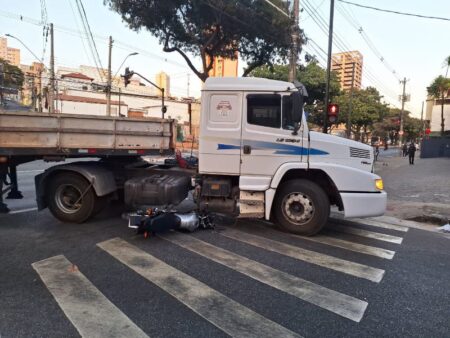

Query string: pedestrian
408 142 417 165
374 145 380 161
402 143 408 157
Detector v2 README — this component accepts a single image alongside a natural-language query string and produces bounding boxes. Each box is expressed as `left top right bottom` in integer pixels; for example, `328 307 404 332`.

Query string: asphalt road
0 160 449 338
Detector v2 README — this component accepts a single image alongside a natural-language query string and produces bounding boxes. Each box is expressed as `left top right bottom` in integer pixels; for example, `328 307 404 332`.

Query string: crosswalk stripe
222 229 385 283
161 232 368 322
299 234 396 259
31 255 148 338
330 224 404 244
337 218 409 232
98 238 301 338
248 222 395 260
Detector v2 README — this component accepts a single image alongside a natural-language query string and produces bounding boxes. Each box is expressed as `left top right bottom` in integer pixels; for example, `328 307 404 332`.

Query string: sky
0 0 449 117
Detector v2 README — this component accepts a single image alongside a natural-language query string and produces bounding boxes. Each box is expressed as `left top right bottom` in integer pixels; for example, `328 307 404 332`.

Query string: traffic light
122 67 133 87
327 103 339 123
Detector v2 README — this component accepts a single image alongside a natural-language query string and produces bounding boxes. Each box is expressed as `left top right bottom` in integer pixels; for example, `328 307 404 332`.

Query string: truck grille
350 147 371 159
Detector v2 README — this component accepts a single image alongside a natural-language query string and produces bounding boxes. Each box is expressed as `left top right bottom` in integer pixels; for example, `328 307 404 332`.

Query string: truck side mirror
292 92 303 123
291 92 303 136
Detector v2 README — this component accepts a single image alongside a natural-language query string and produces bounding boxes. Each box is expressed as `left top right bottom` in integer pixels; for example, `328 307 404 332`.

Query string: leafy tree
0 58 24 89
372 108 420 144
427 75 450 136
334 87 389 142
249 61 341 128
105 0 292 81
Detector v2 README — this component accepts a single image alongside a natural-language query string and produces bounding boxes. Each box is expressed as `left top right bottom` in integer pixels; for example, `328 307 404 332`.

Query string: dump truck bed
0 111 176 157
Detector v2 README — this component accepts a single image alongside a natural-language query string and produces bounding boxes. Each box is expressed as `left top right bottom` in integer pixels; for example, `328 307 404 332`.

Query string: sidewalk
374 151 450 224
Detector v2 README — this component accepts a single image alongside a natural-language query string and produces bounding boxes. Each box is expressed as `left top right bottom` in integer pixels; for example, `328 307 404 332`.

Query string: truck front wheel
274 179 330 236
47 173 96 223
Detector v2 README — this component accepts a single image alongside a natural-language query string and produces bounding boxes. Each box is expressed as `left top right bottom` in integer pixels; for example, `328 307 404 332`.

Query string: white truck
0 77 386 235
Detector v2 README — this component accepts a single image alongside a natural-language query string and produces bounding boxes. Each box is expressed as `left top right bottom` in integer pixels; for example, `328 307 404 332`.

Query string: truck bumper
340 191 387 218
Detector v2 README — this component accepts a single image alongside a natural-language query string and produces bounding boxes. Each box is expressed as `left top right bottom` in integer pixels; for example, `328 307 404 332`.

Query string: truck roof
203 77 295 92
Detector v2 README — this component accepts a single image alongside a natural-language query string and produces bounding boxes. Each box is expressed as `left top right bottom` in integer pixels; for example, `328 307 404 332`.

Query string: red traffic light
327 103 339 123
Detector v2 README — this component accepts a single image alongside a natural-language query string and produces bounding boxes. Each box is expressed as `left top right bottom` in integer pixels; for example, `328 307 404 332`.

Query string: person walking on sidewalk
402 143 408 157
408 142 417 165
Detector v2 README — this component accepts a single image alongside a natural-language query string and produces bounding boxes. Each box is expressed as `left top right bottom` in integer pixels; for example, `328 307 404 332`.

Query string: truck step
239 191 264 206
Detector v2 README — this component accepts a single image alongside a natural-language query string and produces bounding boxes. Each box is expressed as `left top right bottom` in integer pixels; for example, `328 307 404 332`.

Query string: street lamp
113 52 138 80
5 33 46 112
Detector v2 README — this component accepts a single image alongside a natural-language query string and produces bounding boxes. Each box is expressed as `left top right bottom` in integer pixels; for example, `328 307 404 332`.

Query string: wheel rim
281 192 315 225
55 184 83 214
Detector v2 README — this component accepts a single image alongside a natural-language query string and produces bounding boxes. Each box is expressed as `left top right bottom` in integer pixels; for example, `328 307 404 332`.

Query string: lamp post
6 33 46 112
110 52 138 116
114 52 138 80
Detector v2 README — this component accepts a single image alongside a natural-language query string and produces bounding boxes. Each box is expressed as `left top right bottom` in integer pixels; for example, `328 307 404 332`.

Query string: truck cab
199 77 386 235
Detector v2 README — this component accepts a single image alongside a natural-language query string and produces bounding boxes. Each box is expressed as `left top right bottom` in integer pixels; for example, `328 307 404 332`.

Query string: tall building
331 51 363 91
207 53 239 78
155 71 171 97
0 37 21 66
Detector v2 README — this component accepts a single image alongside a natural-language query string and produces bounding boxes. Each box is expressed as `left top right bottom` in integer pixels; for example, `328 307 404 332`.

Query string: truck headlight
375 179 384 191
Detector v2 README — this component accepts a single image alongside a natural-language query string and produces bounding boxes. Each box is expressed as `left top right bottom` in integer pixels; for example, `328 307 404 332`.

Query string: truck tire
47 173 96 223
274 179 330 236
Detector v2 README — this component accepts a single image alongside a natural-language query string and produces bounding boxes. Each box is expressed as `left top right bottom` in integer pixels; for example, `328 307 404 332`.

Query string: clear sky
0 0 449 117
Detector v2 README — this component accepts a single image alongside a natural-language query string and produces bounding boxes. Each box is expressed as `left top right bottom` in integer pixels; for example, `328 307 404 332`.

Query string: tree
444 55 450 77
334 87 389 142
105 0 292 82
249 61 341 128
0 58 24 89
427 75 450 136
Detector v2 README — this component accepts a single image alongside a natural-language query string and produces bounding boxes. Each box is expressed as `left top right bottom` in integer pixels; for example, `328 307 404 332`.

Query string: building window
247 94 281 128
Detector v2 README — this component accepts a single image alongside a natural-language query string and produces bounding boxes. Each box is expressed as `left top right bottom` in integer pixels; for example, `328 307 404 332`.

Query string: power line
338 0 450 22
263 0 290 18
302 0 401 105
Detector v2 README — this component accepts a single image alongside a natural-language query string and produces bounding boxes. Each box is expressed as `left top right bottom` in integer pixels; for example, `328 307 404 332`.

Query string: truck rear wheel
47 173 96 223
274 179 329 236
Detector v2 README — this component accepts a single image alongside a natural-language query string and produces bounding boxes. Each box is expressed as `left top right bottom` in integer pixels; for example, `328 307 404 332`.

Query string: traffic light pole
399 77 408 145
124 70 166 118
323 0 335 133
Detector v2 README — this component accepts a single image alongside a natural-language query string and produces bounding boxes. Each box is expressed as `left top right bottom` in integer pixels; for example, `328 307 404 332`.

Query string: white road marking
222 229 385 283
9 207 38 214
346 218 409 232
98 238 301 338
294 233 395 260
331 224 404 244
32 255 148 338
246 223 395 260
161 233 368 322
370 216 440 232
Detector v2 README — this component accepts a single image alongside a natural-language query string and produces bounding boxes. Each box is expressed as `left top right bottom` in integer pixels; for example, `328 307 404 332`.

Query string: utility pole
288 0 300 82
106 36 113 116
346 62 356 138
420 100 424 137
187 73 190 97
49 23 55 113
399 77 408 145
323 0 335 133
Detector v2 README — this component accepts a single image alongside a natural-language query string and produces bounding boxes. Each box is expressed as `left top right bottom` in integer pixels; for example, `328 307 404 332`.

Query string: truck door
199 91 243 175
240 93 304 178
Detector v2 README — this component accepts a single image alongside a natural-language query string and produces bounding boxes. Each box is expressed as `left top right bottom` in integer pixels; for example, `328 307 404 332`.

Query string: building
425 89 450 132
155 71 170 97
0 37 21 66
207 53 239 78
19 62 45 108
60 72 94 91
331 51 363 91
55 93 127 116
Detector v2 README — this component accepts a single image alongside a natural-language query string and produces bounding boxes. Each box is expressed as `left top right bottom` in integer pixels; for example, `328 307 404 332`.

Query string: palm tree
427 75 450 136
445 56 450 77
